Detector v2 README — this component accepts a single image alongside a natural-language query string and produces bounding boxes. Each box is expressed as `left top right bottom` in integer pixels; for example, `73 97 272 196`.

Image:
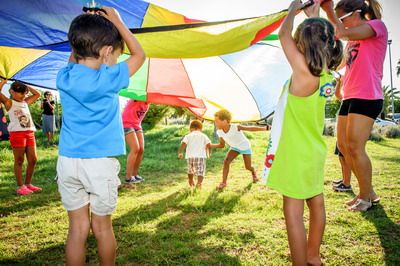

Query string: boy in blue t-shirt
56 7 145 265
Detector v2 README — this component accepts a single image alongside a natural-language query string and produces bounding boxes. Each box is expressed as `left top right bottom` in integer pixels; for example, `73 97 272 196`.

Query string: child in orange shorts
0 79 42 195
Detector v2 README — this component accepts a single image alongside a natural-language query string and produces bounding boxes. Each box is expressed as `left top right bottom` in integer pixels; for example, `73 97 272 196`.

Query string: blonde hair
214 109 232 123
336 0 382 20
190 120 203 130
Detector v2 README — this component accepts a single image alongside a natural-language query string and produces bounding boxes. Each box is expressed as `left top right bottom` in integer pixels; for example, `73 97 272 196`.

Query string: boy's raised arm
0 79 12 110
238 125 267 132
25 85 41 104
100 7 145 76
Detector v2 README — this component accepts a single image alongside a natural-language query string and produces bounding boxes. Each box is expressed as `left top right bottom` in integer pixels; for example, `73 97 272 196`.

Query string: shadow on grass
110 184 254 265
0 243 65 265
375 141 400 152
0 156 59 216
362 204 400 265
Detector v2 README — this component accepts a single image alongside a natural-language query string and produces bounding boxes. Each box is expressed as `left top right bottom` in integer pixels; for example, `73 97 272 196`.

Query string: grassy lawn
0 125 399 265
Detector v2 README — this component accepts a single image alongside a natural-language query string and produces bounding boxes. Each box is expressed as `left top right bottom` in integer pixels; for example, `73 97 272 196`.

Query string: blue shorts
230 147 252 155
124 127 142 134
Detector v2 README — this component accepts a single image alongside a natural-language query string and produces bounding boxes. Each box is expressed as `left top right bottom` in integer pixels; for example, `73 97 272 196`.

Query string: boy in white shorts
56 7 145 265
178 120 211 188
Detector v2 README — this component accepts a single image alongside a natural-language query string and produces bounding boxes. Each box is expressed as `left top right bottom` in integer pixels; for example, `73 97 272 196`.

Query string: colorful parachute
0 0 290 121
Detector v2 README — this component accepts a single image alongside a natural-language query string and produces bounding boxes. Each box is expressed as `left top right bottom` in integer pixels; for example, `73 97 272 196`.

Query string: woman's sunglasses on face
338 9 361 22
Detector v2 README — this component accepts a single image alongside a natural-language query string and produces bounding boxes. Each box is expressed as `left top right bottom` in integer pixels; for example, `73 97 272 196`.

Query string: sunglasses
338 9 361 22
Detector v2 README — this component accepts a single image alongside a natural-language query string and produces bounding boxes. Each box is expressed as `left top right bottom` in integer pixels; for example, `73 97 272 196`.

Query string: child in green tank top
264 1 343 265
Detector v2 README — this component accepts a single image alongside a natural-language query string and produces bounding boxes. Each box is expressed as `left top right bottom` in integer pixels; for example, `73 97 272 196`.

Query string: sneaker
16 185 34 195
26 184 42 192
125 176 141 184
332 179 343 186
333 182 352 192
134 175 144 182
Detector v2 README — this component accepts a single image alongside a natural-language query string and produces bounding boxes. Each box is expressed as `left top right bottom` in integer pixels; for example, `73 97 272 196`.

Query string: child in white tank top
0 79 41 195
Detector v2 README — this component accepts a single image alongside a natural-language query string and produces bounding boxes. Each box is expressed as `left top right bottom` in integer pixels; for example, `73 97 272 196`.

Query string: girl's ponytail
365 0 382 20
336 0 382 20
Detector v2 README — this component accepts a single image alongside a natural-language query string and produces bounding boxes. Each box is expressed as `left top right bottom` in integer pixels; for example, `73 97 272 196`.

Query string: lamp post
388 39 395 119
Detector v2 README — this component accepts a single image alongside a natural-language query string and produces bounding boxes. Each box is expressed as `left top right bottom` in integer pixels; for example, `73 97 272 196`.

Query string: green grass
0 125 399 265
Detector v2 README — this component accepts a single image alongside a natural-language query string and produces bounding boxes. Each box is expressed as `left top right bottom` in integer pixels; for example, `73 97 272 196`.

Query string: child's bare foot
195 183 202 189
251 172 259 183
216 182 227 190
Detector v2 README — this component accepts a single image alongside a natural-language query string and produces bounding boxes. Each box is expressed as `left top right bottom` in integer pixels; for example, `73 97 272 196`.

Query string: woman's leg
132 131 144 177
221 150 239 185
339 155 352 186
306 194 325 266
346 113 376 201
283 196 307 266
125 132 140 179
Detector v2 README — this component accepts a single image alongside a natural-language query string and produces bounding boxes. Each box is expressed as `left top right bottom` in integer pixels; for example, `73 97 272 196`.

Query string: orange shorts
9 131 36 148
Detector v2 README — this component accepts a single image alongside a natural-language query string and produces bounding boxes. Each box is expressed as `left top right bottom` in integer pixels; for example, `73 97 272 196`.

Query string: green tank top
262 71 334 199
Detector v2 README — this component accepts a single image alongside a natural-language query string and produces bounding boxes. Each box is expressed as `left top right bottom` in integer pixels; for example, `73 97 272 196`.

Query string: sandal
216 182 227 190
372 197 380 205
346 195 359 206
346 195 380 206
348 198 372 212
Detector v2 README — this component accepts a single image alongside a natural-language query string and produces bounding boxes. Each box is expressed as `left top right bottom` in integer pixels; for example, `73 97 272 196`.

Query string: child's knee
223 158 231 166
27 157 37 165
14 157 24 166
91 216 113 237
70 220 90 239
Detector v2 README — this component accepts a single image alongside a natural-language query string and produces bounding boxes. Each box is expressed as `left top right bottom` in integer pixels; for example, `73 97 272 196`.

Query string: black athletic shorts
338 98 383 119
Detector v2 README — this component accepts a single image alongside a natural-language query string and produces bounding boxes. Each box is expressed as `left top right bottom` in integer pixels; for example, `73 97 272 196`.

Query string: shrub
369 130 383 142
382 126 400 138
323 123 336 136
142 105 172 130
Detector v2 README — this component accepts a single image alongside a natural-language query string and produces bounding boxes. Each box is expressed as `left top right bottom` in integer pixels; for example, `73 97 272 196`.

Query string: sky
149 0 400 91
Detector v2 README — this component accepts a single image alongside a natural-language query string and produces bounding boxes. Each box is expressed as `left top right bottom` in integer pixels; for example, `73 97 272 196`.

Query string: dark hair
190 120 203 130
10 81 28 93
294 18 343 76
44 91 52 96
68 14 124 61
335 0 382 20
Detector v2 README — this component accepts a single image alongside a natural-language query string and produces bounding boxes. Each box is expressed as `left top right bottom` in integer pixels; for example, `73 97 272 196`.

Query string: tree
382 85 400 117
397 59 400 77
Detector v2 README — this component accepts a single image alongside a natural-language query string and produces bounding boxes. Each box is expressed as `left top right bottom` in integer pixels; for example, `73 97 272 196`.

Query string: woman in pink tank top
322 0 387 211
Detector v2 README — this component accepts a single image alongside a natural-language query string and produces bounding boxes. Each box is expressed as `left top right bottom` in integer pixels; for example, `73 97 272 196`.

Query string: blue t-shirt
56 62 129 158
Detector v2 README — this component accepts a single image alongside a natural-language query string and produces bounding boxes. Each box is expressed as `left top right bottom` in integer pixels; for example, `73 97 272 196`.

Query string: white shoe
134 175 144 182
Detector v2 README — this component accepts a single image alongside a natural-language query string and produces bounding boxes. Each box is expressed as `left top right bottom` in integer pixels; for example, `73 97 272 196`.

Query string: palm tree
382 85 400 118
397 59 400 77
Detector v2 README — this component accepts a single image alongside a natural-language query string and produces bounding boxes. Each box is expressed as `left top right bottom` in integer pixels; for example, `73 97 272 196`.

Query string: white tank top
7 100 36 132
